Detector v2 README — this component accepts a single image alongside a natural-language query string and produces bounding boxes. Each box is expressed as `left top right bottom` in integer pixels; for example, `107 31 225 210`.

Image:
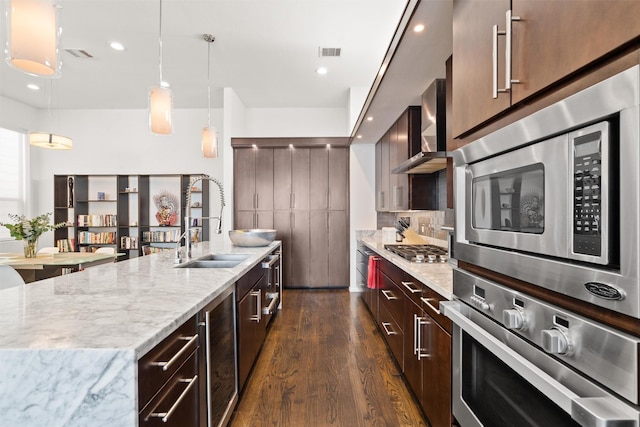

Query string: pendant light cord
207 40 211 127
158 0 163 84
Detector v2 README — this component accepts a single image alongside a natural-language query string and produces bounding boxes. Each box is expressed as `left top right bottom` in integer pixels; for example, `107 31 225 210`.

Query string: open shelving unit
54 174 209 261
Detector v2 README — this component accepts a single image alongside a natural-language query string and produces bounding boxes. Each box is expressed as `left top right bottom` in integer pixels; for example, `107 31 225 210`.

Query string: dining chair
37 247 59 255
95 247 115 254
0 265 26 290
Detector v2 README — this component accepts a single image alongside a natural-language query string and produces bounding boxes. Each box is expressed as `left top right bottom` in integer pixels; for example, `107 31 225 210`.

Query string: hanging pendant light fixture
6 0 62 77
201 34 217 158
29 132 72 149
149 0 173 134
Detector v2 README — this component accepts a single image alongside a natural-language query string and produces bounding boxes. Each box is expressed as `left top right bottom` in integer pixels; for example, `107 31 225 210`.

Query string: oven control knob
503 309 526 330
541 328 573 355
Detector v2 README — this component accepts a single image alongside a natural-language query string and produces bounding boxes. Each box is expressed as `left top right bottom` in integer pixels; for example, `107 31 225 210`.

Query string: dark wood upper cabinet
452 0 640 138
510 0 640 104
452 0 511 138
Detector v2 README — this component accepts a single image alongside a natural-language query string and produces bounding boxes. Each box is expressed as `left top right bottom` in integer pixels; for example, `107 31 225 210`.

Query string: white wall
222 88 248 233
243 107 348 137
349 143 377 290
348 87 368 135
0 95 38 132
30 108 225 247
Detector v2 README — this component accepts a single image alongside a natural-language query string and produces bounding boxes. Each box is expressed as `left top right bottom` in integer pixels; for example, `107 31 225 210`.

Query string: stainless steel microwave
453 65 640 319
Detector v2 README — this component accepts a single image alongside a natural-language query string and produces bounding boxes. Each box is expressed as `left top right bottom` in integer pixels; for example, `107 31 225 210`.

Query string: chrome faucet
174 230 188 264
184 174 225 260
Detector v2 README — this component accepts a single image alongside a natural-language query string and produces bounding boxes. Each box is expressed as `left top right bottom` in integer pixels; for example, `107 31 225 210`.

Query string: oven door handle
441 301 639 427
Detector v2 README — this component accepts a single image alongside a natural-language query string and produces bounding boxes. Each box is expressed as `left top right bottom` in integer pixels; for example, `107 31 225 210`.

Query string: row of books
77 214 118 227
120 236 140 250
78 231 117 244
142 230 181 243
56 239 76 252
142 246 171 255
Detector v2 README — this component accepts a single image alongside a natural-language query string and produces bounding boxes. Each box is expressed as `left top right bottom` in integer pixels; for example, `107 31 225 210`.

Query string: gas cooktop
384 244 449 263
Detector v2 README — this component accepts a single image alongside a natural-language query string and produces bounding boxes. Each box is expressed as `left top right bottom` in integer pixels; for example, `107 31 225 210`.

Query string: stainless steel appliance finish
443 269 640 427
384 244 449 263
392 78 449 174
453 65 640 318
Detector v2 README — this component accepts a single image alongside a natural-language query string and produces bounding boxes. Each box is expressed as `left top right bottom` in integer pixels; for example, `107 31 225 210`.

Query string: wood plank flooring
229 289 428 427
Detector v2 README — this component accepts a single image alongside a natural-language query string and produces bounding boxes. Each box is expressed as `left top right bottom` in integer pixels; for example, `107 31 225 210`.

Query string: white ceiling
0 0 453 142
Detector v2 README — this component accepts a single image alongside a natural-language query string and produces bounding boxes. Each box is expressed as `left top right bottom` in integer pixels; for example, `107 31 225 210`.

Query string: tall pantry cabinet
233 140 350 289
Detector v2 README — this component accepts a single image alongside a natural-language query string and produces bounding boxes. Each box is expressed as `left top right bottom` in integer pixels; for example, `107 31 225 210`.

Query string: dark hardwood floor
229 289 428 427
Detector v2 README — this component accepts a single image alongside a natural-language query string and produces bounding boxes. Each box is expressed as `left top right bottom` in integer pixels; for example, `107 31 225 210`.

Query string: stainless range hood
392 78 449 174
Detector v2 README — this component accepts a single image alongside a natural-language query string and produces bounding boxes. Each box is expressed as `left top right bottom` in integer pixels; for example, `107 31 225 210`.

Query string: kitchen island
0 239 280 427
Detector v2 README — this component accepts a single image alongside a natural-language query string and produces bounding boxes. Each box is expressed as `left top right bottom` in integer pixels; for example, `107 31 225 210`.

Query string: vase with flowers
0 213 64 258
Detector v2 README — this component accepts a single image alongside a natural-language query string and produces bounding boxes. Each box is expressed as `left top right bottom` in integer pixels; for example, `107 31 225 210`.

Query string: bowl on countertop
229 229 276 247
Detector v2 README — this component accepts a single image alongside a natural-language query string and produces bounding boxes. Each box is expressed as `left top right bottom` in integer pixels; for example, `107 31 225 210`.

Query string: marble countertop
358 233 453 300
0 239 280 427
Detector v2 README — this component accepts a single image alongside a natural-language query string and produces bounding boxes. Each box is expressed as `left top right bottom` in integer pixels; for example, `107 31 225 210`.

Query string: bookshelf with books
54 174 210 260
75 175 118 253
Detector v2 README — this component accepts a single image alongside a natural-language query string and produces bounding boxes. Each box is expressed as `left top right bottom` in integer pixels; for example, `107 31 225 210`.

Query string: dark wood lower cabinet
421 313 452 427
373 258 453 427
139 352 199 426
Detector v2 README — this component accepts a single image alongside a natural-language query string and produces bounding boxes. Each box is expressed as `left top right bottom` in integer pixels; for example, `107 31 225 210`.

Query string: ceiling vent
318 47 341 57
64 49 94 59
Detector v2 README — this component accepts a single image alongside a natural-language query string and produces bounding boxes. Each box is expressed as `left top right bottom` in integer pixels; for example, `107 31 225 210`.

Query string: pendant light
6 0 62 77
201 34 217 158
29 132 72 149
149 0 173 134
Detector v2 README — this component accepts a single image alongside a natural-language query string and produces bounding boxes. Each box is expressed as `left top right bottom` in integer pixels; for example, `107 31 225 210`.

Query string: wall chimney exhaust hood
392 78 449 174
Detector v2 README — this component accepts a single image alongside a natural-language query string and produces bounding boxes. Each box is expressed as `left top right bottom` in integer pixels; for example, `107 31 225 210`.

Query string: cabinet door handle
492 23 507 99
505 9 521 90
415 314 429 360
421 296 441 315
150 335 198 371
381 289 398 301
250 289 261 322
148 374 198 422
381 322 398 336
256 193 259 209
401 281 421 294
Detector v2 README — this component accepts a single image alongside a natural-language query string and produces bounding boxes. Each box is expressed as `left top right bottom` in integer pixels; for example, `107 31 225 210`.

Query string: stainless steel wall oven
453 65 639 318
446 65 640 426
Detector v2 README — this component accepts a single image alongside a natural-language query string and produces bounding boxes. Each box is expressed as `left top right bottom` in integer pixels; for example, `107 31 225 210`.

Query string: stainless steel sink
197 254 250 262
175 253 249 268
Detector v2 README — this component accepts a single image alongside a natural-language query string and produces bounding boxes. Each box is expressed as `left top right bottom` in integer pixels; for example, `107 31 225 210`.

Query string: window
0 128 27 240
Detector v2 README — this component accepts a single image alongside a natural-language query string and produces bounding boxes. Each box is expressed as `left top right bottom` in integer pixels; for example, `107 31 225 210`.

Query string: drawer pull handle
381 322 398 336
381 289 398 301
150 335 198 371
421 297 441 315
262 294 280 315
149 374 198 422
250 289 262 322
401 281 421 294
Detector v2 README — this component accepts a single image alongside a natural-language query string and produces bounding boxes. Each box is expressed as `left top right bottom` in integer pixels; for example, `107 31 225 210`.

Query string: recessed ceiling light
366 116 373 122
27 83 40 90
356 135 362 139
161 81 170 88
414 24 425 32
110 41 125 51
316 67 328 75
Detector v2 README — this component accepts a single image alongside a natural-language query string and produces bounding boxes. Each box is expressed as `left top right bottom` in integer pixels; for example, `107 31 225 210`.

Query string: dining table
0 251 119 283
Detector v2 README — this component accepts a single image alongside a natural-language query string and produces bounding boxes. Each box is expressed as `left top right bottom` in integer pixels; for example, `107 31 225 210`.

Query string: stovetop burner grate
384 244 448 263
